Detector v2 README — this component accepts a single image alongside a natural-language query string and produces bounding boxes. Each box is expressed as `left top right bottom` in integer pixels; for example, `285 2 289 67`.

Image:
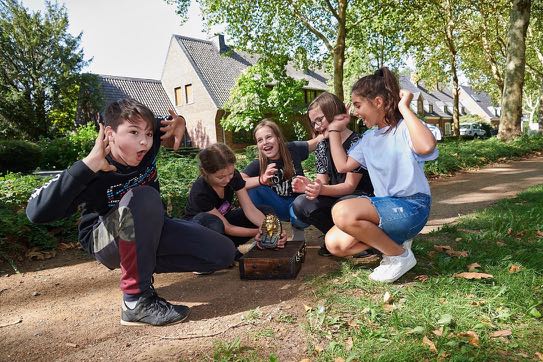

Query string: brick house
160 34 328 148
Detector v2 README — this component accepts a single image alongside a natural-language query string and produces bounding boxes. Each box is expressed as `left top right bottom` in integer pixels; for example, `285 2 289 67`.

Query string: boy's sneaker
368 249 417 283
121 288 190 326
192 271 215 275
403 239 413 250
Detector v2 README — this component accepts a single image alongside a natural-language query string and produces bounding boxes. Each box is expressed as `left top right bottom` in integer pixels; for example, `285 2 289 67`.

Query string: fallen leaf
437 314 453 326
347 319 358 328
508 264 521 273
536 231 543 238
434 245 452 252
490 330 512 338
423 336 437 353
300 359 311 362
446 249 469 257
65 342 78 348
470 300 485 306
458 331 480 347
455 237 463 242
303 305 312 312
433 327 444 337
453 272 494 280
496 241 506 247
535 352 543 361
383 304 395 312
334 358 345 362
507 228 513 235
314 344 324 353
438 352 451 361
345 337 353 351
57 242 79 251
383 291 393 304
25 248 56 261
415 275 429 282
467 263 481 272
427 251 437 258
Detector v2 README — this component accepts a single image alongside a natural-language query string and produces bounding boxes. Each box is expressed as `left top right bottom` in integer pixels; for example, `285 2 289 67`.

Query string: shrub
40 123 97 170
0 140 43 174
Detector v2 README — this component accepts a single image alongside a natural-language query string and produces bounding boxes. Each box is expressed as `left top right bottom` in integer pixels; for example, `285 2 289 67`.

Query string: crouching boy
26 99 236 326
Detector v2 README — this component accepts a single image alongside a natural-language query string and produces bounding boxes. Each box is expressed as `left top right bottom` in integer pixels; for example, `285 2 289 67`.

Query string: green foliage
0 140 42 174
39 123 97 169
306 184 543 361
222 56 307 131
0 173 77 259
0 0 87 140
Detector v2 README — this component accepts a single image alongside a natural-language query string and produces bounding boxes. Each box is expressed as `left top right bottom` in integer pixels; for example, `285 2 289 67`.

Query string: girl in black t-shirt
186 143 285 252
242 119 322 241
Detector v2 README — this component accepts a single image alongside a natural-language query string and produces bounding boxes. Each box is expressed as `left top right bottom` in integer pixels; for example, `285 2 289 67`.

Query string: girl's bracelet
328 129 341 133
259 176 266 186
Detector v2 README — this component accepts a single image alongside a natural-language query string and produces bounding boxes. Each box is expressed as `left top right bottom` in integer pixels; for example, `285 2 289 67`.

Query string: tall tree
0 0 87 140
405 0 470 137
167 0 406 100
498 0 531 140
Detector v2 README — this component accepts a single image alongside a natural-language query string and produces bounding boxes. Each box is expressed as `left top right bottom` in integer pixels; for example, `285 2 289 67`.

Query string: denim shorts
360 193 431 245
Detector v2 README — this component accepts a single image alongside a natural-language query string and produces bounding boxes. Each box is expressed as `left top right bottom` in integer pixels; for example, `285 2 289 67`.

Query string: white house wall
161 37 219 148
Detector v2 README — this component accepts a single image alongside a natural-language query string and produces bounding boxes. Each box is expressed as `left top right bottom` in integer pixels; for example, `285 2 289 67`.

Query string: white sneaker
403 239 413 250
369 249 417 283
290 227 305 241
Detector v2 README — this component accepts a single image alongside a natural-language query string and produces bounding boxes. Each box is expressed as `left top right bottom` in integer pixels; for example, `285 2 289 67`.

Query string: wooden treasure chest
239 240 306 280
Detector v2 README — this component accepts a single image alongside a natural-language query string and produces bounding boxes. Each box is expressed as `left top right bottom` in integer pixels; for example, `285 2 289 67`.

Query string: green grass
303 185 543 361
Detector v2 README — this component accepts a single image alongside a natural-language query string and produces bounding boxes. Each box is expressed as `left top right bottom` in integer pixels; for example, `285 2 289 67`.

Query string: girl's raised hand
260 163 277 185
398 89 414 113
305 179 322 200
292 175 310 193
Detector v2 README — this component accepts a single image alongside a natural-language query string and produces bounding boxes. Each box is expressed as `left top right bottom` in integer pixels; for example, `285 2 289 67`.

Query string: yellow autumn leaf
508 264 521 273
422 336 437 353
490 330 512 338
458 331 480 347
453 272 494 280
467 263 481 272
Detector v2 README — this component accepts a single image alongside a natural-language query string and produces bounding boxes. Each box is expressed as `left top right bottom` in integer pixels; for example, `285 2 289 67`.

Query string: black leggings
191 205 274 246
93 186 236 296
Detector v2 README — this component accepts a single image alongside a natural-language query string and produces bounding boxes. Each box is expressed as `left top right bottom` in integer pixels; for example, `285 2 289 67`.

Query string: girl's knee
332 202 356 229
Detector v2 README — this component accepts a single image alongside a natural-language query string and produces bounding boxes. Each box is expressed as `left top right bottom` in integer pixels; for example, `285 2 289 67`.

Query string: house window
429 104 433 113
444 122 452 136
174 87 182 106
185 84 193 104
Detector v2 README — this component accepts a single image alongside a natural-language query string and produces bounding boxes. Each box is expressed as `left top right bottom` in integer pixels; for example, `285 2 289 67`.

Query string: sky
20 0 211 79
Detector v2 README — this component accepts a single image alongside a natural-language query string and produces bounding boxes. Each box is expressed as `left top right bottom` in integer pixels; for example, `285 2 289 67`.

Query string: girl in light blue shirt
326 67 438 283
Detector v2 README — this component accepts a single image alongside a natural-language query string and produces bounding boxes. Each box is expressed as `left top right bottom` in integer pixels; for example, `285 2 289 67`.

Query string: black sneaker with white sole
121 287 190 326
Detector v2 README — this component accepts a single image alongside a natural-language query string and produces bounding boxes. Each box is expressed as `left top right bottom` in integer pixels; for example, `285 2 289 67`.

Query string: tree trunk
445 0 460 137
498 0 531 141
333 0 347 101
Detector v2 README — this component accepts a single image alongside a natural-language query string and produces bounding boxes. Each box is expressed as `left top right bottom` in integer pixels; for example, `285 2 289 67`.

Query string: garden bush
0 140 43 174
39 123 97 170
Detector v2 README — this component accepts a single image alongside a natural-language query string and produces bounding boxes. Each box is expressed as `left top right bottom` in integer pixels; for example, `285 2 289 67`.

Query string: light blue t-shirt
348 119 438 197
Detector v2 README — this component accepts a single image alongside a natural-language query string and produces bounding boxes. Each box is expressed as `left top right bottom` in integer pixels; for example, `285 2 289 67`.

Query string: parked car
460 123 486 138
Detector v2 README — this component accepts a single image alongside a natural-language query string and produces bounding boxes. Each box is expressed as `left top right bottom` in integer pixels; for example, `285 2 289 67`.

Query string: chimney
211 34 228 53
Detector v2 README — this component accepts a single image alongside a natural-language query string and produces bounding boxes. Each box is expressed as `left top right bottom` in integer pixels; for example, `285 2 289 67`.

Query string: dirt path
2 155 543 361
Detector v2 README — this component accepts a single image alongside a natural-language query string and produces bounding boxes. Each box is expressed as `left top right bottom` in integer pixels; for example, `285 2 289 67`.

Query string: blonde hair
253 119 295 180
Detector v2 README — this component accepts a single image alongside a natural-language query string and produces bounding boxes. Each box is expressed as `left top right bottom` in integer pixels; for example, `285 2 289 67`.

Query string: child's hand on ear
292 176 310 193
398 89 413 113
83 123 117 173
330 113 350 132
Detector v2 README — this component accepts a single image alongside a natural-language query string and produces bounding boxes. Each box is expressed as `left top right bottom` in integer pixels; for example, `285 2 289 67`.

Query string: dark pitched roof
97 74 174 117
399 76 450 118
460 85 499 119
174 35 329 108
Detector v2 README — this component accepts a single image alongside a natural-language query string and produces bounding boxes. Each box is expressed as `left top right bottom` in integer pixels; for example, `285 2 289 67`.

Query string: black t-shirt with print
243 141 309 197
315 132 374 195
184 169 246 218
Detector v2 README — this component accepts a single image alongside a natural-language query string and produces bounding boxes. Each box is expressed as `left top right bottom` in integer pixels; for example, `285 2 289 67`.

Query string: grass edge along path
299 184 543 361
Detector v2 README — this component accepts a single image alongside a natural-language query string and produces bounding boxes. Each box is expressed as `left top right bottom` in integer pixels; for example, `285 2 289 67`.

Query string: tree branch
324 0 339 21
286 0 334 51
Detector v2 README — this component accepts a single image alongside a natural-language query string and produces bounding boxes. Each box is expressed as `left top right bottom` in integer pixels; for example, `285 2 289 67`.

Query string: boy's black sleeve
26 160 97 223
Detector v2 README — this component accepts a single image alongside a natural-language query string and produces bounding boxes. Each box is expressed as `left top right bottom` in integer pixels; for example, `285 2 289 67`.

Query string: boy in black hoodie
26 99 236 326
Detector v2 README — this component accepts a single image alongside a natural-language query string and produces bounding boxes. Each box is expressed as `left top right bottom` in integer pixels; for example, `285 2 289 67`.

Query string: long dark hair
351 67 402 128
253 119 295 180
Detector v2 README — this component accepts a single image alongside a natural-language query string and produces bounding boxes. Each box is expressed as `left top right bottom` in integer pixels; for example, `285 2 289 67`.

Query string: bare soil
2 155 543 361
